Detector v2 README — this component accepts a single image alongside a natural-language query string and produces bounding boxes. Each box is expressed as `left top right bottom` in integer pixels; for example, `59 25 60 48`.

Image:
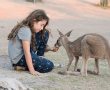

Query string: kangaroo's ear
57 29 63 36
65 30 73 37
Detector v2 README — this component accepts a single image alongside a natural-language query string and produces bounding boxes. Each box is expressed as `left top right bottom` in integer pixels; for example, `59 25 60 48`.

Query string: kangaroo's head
54 30 72 51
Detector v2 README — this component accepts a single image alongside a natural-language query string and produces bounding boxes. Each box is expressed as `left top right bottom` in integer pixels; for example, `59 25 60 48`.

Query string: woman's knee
45 60 54 71
36 59 54 73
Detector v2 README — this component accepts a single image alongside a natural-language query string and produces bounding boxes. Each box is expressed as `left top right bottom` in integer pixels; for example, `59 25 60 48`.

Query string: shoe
54 63 64 68
13 66 26 71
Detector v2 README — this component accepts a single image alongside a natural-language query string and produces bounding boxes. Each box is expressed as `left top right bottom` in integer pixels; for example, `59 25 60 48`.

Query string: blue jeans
16 31 54 73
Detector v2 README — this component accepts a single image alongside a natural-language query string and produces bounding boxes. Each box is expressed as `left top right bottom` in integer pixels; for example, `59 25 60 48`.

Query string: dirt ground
0 0 110 90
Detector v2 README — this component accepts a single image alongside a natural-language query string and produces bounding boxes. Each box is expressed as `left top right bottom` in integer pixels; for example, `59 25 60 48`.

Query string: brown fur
54 31 110 76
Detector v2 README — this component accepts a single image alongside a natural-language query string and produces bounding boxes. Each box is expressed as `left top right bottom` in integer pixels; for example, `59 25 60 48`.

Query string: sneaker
54 63 65 68
13 66 26 71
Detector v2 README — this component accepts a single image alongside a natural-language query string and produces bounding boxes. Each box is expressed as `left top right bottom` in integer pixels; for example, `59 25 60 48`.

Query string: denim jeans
16 31 54 73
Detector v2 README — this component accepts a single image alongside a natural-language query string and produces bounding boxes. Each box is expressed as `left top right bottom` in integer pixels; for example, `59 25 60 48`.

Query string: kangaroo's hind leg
81 57 88 76
94 58 99 75
81 38 90 76
88 58 99 75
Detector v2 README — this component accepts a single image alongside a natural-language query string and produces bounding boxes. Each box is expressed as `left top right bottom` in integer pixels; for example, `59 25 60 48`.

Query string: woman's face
33 20 47 33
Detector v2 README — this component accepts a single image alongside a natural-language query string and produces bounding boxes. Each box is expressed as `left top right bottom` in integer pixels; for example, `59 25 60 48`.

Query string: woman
8 9 57 75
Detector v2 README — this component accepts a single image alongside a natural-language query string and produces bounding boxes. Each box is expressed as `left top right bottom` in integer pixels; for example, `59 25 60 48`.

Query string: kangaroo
54 30 110 76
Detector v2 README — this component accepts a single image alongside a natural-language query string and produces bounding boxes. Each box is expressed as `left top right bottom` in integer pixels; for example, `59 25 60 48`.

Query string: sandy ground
0 0 110 90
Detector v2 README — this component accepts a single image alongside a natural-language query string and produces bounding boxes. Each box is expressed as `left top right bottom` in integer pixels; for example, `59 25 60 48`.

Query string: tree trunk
100 0 108 7
26 0 42 3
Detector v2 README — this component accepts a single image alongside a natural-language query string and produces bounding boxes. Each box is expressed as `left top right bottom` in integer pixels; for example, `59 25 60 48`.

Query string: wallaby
54 30 110 76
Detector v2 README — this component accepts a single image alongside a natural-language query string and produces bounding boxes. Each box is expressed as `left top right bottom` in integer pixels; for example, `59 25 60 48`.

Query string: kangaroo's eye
57 39 60 43
56 40 59 43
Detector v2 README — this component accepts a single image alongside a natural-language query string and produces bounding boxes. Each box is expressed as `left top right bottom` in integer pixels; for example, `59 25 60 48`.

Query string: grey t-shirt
8 26 32 64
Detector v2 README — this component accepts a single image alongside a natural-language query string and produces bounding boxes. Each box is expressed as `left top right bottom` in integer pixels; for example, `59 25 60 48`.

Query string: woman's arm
45 45 53 52
22 40 39 75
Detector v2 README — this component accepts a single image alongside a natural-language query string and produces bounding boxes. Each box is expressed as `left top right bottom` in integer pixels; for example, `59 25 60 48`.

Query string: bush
100 0 108 7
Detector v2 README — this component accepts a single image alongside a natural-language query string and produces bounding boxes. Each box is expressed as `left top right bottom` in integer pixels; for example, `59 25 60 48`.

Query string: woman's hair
8 9 49 51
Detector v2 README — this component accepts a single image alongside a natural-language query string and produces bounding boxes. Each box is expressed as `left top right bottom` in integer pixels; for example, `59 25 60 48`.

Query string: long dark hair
8 9 49 51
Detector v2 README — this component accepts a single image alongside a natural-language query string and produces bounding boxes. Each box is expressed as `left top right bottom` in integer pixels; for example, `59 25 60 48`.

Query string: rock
0 78 33 90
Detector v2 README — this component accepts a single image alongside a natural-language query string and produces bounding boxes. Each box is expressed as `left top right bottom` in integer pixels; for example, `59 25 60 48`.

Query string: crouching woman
8 9 57 75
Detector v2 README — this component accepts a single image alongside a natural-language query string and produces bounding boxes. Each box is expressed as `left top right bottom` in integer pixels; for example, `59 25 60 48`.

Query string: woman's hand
30 70 40 76
51 47 59 52
45 45 59 52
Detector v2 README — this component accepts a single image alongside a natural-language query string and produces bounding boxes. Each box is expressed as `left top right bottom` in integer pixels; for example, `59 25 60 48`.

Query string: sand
0 0 110 90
